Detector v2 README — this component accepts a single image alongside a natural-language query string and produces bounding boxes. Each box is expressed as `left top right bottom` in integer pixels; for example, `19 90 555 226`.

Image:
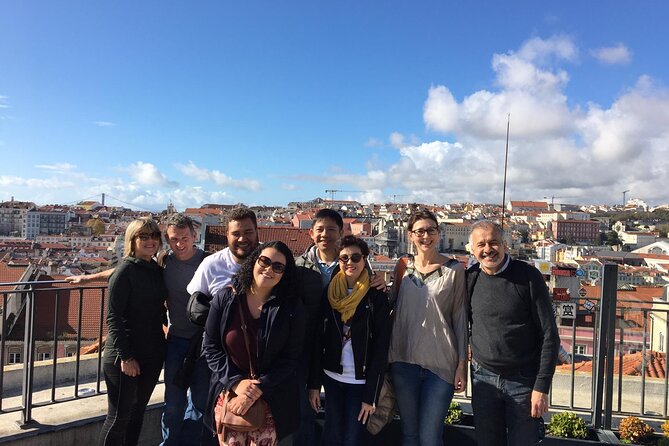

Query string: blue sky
1 1 668 211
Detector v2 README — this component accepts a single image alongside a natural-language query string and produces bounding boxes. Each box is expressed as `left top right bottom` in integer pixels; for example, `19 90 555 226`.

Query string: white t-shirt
186 248 241 297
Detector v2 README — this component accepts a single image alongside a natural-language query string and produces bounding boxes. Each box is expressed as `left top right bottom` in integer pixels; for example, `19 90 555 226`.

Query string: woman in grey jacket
387 210 468 446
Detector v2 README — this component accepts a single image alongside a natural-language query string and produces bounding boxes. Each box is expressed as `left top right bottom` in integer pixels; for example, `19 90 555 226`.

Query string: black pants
99 355 164 446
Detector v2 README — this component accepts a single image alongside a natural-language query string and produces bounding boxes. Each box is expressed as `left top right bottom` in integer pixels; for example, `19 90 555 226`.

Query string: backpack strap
390 256 409 309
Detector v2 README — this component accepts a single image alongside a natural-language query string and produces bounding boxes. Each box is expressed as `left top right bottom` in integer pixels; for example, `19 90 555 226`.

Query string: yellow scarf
327 269 370 323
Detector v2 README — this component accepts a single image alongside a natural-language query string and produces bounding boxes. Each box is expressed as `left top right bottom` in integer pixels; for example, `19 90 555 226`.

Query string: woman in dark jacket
203 241 305 445
308 236 390 446
99 217 167 446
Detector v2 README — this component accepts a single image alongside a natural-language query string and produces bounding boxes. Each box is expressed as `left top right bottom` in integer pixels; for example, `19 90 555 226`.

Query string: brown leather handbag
214 297 269 433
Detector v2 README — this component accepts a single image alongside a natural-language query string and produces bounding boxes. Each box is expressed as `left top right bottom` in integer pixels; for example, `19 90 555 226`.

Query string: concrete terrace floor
1 369 668 444
0 376 165 445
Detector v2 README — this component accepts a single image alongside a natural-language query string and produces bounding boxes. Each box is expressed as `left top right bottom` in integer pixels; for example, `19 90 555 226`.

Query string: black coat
202 287 306 440
309 287 390 406
105 256 167 362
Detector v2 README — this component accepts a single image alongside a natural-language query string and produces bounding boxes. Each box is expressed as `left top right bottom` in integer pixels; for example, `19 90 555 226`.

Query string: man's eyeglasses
338 253 363 264
257 255 286 274
137 232 162 241
410 227 439 237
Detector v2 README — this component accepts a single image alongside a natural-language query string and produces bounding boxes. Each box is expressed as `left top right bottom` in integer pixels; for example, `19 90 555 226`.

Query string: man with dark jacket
468 220 559 446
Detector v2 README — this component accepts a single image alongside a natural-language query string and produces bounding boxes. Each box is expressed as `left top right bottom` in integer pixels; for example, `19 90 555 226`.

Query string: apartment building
0 200 36 236
552 219 600 244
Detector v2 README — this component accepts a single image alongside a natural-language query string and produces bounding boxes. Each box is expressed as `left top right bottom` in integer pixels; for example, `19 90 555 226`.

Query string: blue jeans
471 360 546 446
160 334 216 446
390 362 455 446
321 373 369 446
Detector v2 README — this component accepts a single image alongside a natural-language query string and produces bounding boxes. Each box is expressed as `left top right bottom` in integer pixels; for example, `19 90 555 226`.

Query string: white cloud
127 162 176 186
424 37 574 140
591 44 632 65
0 96 9 108
389 132 405 148
423 86 460 134
94 121 116 127
365 137 384 148
281 183 300 191
35 163 77 172
175 161 262 191
0 175 76 189
322 36 669 205
117 187 229 210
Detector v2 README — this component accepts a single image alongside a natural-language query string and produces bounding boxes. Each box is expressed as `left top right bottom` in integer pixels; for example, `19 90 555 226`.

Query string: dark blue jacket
203 287 306 440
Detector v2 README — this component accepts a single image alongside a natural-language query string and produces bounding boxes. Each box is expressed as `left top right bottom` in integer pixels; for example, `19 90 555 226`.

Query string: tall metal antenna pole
500 113 510 230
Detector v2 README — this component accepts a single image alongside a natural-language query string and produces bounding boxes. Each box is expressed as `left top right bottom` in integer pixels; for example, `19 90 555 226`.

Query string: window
660 332 665 353
8 352 22 364
575 344 586 355
37 352 51 361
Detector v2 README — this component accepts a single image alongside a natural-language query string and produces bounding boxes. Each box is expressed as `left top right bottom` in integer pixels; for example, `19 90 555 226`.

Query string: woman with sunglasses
308 236 390 446
203 241 306 446
387 210 467 446
99 218 167 446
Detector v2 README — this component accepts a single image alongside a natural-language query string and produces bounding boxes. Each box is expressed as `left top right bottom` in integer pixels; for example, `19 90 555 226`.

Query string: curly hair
233 241 296 300
337 235 370 257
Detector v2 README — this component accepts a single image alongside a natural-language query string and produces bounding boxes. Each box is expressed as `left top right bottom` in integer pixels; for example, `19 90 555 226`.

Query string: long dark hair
234 241 296 300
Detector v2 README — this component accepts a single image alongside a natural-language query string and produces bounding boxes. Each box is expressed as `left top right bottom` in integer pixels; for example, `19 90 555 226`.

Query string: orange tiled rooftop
558 351 667 379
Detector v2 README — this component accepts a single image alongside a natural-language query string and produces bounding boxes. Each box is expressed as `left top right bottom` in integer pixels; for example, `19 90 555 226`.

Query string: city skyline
2 1 668 211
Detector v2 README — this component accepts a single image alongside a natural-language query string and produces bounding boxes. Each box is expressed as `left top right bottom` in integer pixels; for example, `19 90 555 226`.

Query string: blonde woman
388 210 467 446
99 218 167 446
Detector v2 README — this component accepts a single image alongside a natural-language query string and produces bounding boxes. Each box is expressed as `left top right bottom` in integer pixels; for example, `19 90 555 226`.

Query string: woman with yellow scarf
308 236 390 446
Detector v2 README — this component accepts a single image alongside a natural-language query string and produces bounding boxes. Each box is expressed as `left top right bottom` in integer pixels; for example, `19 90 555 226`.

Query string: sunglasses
137 232 162 241
257 255 286 274
410 227 438 237
338 253 363 264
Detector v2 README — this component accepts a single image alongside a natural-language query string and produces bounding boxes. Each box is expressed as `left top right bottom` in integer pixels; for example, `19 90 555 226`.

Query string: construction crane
324 189 364 201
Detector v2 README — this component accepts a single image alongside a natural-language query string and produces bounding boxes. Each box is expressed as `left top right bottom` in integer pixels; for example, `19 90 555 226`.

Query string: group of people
69 206 559 446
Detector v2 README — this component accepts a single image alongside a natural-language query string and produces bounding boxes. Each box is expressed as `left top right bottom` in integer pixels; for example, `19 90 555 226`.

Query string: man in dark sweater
467 220 559 446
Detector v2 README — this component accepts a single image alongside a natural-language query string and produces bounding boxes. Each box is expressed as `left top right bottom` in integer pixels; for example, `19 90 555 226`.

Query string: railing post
19 288 37 427
593 263 618 430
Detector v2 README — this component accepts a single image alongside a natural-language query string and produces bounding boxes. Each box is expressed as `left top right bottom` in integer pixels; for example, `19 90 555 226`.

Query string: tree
657 224 669 238
605 231 621 246
85 218 105 236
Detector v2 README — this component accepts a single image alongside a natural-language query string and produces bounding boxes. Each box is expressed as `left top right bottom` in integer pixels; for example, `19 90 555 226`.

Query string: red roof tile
557 351 667 378
259 227 313 256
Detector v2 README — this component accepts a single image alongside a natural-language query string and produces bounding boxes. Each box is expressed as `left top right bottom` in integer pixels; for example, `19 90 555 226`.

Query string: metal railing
1 267 668 432
0 280 107 426
539 263 669 431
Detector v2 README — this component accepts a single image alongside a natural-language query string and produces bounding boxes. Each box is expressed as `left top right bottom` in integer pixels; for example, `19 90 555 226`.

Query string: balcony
1 267 668 444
